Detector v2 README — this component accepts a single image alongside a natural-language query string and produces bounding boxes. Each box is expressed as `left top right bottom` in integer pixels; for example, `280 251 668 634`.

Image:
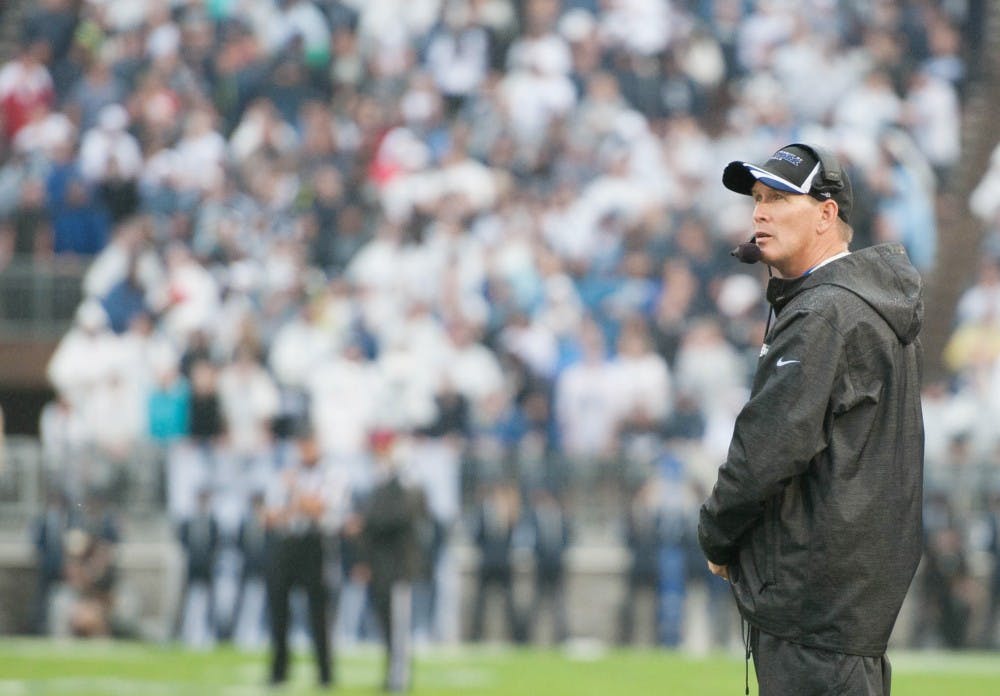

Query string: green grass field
1 639 999 695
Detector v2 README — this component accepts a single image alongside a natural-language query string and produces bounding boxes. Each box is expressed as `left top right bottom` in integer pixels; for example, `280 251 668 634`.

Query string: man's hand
708 561 730 581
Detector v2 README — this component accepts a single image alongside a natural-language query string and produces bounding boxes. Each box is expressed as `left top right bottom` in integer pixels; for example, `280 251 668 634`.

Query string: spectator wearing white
11 102 75 161
217 344 281 461
392 300 453 375
734 0 795 73
870 132 938 272
424 1 492 106
39 395 89 497
86 357 147 491
598 0 675 57
172 108 228 195
373 126 433 224
144 1 180 61
955 257 1000 327
499 39 576 149
309 343 380 491
609 318 674 426
660 115 716 206
673 318 745 419
352 0 441 78
553 144 653 265
535 272 585 344
273 0 333 68
970 143 1000 228
507 4 572 78
833 69 902 139
78 104 143 183
903 69 960 178
160 243 222 345
421 213 488 308
83 218 166 305
499 311 559 381
269 300 339 392
568 71 630 149
444 320 505 417
47 300 121 413
374 329 442 431
346 222 407 298
769 15 854 122
554 319 620 464
229 98 299 166
116 311 178 401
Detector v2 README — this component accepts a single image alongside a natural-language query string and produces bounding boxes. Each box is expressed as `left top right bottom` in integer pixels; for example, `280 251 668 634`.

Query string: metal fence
0 258 84 339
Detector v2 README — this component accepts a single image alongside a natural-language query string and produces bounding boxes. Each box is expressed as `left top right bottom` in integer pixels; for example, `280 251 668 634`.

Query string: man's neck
775 246 850 278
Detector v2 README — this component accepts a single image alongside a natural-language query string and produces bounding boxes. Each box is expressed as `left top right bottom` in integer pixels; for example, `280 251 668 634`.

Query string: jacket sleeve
698 309 846 565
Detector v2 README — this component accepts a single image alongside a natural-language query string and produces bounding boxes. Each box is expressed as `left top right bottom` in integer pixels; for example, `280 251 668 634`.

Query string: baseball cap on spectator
369 429 396 454
722 143 853 222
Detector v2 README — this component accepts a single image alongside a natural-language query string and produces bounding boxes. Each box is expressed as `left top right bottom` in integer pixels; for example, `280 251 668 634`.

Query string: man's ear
817 199 839 234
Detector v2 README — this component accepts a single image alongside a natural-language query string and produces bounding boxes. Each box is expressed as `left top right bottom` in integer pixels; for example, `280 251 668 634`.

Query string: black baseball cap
722 143 853 222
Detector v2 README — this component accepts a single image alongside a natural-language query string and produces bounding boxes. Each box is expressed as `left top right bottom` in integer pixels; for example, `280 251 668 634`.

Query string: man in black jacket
698 143 924 695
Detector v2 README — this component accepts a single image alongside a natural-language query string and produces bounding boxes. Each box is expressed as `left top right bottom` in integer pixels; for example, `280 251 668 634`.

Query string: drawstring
763 265 774 339
742 617 751 696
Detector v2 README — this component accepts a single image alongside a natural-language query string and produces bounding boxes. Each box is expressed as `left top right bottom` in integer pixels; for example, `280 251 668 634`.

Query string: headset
795 143 846 200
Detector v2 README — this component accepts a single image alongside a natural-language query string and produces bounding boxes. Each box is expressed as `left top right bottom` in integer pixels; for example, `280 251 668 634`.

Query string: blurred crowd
2 0 998 650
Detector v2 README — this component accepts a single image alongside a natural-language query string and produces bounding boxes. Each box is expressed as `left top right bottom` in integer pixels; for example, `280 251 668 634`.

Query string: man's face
751 181 824 277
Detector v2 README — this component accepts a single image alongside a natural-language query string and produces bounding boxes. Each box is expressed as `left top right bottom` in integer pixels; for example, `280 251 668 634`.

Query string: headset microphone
730 236 762 264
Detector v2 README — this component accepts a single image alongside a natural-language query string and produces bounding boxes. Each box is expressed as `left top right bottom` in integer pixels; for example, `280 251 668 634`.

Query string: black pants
529 575 568 643
618 573 657 644
267 531 331 686
750 627 891 696
470 568 523 642
371 579 413 692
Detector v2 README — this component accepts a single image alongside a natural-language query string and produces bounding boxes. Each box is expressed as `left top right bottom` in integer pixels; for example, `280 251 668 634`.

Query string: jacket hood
766 243 924 344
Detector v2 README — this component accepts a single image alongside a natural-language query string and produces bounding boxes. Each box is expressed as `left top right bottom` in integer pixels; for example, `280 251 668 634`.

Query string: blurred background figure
618 477 662 645
360 431 421 693
263 430 339 689
175 487 220 649
469 480 523 644
524 486 572 644
231 491 270 650
30 487 71 634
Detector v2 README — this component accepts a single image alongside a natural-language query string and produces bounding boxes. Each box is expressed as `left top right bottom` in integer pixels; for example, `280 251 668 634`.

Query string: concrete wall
0 540 670 646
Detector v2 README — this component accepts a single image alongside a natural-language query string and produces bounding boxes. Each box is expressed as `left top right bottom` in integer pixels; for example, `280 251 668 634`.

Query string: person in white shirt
78 104 143 184
554 319 620 479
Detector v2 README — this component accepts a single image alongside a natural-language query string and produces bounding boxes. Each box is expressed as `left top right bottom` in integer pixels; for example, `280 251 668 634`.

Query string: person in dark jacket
31 488 72 634
525 486 572 644
176 487 220 647
231 491 270 649
469 480 524 643
698 144 924 696
618 478 662 645
360 431 422 692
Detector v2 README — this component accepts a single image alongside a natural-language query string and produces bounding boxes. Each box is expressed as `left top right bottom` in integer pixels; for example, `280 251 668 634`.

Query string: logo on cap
771 150 803 166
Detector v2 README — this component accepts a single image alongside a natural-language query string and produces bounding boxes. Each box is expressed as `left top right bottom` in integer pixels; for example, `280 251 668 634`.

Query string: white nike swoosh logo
776 357 800 367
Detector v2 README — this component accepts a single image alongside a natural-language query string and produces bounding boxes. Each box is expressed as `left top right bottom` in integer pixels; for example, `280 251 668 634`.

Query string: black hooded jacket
698 243 924 656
